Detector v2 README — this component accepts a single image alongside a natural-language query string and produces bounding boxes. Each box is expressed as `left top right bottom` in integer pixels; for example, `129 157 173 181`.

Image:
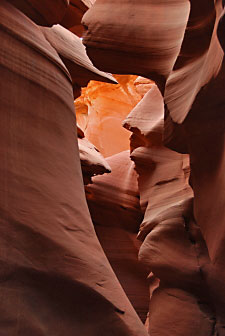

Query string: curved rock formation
75 76 141 156
0 1 148 335
78 131 111 185
41 24 117 98
123 81 219 334
83 1 225 333
61 0 95 36
85 150 149 322
7 0 93 32
125 84 217 335
86 150 142 231
7 0 70 26
82 0 190 89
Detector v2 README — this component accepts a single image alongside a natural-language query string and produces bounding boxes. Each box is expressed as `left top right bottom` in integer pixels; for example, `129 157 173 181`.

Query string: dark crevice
183 214 218 336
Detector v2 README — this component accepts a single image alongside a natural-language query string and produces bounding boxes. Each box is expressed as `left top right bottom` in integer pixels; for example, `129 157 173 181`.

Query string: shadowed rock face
86 150 143 232
85 150 149 322
78 130 111 185
0 1 149 335
82 0 190 89
61 0 95 36
41 24 117 98
3 0 225 334
7 0 94 30
7 0 70 26
82 0 223 122
83 1 225 334
125 85 216 335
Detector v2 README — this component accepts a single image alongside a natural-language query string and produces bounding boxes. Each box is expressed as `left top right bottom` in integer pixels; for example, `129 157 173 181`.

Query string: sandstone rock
85 150 149 322
86 150 142 232
7 0 70 26
124 82 216 335
78 136 111 185
61 0 94 36
164 3 225 329
133 77 155 99
75 76 141 156
0 2 149 335
131 142 214 336
94 225 150 324
41 24 117 98
123 84 164 150
82 0 190 89
83 1 225 333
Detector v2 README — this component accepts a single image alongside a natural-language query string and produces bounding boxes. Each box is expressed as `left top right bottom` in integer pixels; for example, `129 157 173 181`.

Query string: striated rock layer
78 128 111 185
125 84 216 335
0 1 148 335
82 0 190 90
86 150 142 232
86 150 149 322
41 24 116 98
75 75 142 157
83 1 225 334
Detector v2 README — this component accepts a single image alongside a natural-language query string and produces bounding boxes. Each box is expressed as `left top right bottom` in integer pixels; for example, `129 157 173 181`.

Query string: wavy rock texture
41 24 116 98
75 75 142 156
78 132 111 185
0 1 149 335
166 3 225 331
83 1 225 334
86 150 149 322
125 84 217 335
7 0 70 26
7 0 93 31
82 0 190 89
61 0 95 36
82 0 224 137
124 84 164 151
86 150 142 232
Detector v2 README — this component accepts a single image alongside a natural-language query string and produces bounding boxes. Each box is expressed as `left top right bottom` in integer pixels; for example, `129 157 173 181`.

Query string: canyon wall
2 0 225 335
83 0 225 334
0 1 148 335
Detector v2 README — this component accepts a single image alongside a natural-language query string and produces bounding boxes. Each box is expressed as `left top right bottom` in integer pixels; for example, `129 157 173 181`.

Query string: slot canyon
0 1 225 335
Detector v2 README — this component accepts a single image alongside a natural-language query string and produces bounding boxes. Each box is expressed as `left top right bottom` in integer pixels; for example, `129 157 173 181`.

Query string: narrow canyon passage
1 1 225 335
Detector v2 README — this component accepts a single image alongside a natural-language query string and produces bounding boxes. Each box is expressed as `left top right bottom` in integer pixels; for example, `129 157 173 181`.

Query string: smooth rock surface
125 82 215 335
7 0 70 26
0 2 149 335
83 1 225 333
82 0 190 89
41 24 117 98
85 151 149 322
78 136 111 185
86 150 142 232
61 0 94 36
75 76 141 156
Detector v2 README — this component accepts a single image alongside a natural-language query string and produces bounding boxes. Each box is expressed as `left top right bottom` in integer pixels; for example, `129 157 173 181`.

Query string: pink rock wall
0 1 149 335
83 1 225 334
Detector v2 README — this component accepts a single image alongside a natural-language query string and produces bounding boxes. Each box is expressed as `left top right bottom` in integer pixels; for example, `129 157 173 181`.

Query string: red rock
78 136 111 185
0 1 149 335
82 0 190 89
86 150 142 232
41 24 117 98
83 1 225 332
7 0 70 26
85 151 149 322
61 0 94 36
124 82 216 334
123 84 164 150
